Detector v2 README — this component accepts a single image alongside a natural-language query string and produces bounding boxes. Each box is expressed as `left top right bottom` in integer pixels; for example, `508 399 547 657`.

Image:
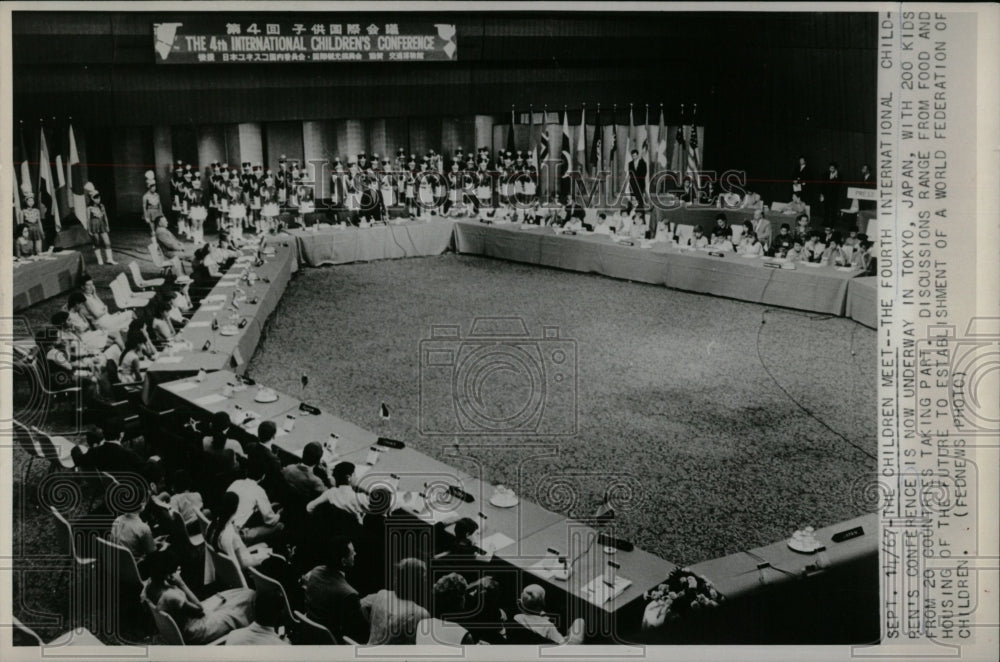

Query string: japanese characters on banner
153 19 457 63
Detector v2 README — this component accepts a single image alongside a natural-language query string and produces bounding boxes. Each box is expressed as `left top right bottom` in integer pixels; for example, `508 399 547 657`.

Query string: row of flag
503 105 704 195
12 122 87 231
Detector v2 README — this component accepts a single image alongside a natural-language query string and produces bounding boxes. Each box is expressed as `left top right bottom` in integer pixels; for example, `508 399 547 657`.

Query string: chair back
96 536 145 588
32 427 72 467
109 274 132 310
12 420 43 460
142 595 186 645
207 544 247 590
247 566 299 626
148 242 166 269
50 506 93 564
291 610 337 645
675 224 694 244
11 615 45 646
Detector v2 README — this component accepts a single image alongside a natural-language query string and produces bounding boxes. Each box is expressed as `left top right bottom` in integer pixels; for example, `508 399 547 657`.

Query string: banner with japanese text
153 19 457 63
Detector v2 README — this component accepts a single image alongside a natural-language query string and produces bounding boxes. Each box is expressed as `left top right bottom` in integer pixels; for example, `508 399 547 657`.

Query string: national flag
576 106 587 178
506 107 516 157
626 105 635 173
673 122 687 183
38 126 59 231
653 105 668 194
589 105 602 175
529 107 540 170
19 123 32 200
608 106 619 196
55 152 70 221
13 159 23 225
687 114 702 188
642 105 651 193
560 109 572 179
537 111 549 165
68 123 87 222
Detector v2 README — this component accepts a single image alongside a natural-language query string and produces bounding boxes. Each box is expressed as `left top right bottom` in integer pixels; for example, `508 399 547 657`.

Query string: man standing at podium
627 149 647 209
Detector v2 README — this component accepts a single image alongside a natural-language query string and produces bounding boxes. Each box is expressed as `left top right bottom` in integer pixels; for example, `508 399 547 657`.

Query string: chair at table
95 536 147 630
127 260 165 291
11 615 105 647
164 508 206 587
141 595 228 645
206 543 248 590
247 566 300 628
674 223 694 245
50 505 97 569
12 419 45 478
30 425 76 472
291 610 338 645
148 242 192 284
14 341 84 422
110 274 155 310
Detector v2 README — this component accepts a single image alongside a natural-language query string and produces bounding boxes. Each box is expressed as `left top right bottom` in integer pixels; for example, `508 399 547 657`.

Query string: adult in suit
71 421 147 477
858 164 876 211
301 536 367 642
792 155 812 205
627 149 647 207
819 162 843 225
750 209 772 246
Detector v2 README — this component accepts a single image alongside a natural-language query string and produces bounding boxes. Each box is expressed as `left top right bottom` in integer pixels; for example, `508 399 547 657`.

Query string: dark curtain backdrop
13 11 877 220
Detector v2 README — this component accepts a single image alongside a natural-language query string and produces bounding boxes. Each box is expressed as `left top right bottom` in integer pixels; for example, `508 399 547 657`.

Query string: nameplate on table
164 381 199 393
154 355 185 364
193 393 228 406
186 320 212 328
480 532 516 553
582 574 633 606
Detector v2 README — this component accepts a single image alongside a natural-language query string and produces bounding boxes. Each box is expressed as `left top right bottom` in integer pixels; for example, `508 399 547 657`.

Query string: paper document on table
203 294 227 302
480 532 516 552
582 574 632 606
164 381 199 393
194 393 227 406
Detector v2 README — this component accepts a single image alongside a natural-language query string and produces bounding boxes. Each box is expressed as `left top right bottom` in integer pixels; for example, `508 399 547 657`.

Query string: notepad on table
194 393 227 406
164 381 199 393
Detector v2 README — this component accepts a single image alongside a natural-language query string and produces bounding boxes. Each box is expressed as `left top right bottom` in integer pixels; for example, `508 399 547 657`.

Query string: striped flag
38 126 59 231
589 105 602 175
576 106 587 178
68 123 87 222
529 108 539 170
13 157 23 225
537 111 549 165
625 105 635 178
506 107 517 157
642 105 651 194
687 122 702 188
673 122 687 184
654 106 668 193
608 106 619 196
55 150 70 222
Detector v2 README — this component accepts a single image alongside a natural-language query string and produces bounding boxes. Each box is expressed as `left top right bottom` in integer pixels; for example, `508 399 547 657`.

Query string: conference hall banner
153 19 457 63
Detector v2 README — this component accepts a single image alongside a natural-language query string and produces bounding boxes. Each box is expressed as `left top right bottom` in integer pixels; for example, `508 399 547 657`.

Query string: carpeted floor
248 253 877 566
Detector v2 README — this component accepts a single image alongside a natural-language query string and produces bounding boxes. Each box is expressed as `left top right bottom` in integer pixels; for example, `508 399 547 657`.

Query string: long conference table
453 220 865 316
154 369 676 619
142 241 297 401
846 277 877 329
12 250 86 311
289 217 457 267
